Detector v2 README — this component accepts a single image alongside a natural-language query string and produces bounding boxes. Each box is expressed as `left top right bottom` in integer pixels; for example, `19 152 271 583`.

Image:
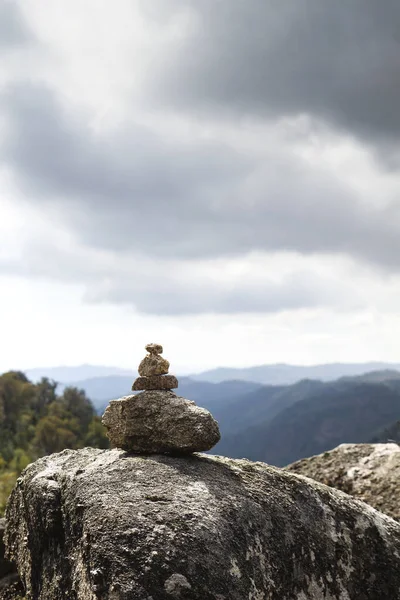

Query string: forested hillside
214 379 400 465
371 420 400 443
0 371 108 515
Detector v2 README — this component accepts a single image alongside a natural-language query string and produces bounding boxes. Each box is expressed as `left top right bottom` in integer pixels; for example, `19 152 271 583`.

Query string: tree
85 418 109 449
61 387 94 433
0 370 110 516
0 372 35 430
33 378 58 418
33 415 79 455
9 448 31 473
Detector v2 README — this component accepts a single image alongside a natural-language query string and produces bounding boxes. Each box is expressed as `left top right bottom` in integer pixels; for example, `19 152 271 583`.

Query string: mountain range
58 376 262 415
190 362 400 384
26 361 400 385
24 363 400 468
214 373 400 466
25 365 134 384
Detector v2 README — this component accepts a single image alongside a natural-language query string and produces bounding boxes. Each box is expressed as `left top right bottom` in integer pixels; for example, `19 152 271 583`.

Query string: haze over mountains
190 362 400 385
26 361 400 386
25 365 134 384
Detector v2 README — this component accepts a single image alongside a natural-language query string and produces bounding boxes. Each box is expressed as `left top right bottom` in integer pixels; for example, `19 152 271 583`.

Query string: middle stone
132 375 178 391
138 353 170 377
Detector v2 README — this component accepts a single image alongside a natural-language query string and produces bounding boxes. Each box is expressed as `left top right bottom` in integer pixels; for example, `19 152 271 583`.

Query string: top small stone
138 343 170 377
145 343 163 355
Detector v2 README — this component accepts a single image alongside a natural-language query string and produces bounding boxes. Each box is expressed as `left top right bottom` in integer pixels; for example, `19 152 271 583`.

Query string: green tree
33 378 58 419
85 417 109 449
0 469 17 516
9 448 31 473
33 415 79 455
0 372 36 432
61 387 94 433
0 370 109 516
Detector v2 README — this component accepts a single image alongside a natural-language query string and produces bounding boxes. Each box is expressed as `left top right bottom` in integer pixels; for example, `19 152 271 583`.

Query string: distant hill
209 379 325 436
370 420 400 443
190 362 400 385
25 365 134 384
25 361 400 387
339 369 400 383
215 375 400 466
58 376 134 406
59 376 262 414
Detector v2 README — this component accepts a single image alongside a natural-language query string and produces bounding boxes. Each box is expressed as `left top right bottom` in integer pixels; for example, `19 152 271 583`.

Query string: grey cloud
1 82 400 275
0 82 249 241
86 273 358 316
1 4 399 317
142 0 400 148
0 2 32 48
0 241 359 315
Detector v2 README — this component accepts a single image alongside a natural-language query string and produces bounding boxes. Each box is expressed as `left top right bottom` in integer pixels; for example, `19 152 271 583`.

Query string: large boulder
0 519 14 580
0 519 20 600
0 577 24 600
5 448 400 600
102 391 220 454
286 443 400 521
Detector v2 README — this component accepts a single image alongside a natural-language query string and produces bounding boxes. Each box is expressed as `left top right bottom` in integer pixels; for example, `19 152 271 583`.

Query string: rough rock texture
132 375 178 391
102 391 221 453
6 448 400 600
286 443 400 521
138 355 170 377
145 343 163 355
0 576 24 600
0 520 20 600
0 520 15 580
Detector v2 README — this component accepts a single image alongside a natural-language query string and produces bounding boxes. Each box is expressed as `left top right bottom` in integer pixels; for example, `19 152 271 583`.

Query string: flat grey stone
132 375 178 391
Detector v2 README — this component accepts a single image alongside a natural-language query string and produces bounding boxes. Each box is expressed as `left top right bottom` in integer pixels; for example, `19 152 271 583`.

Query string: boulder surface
102 391 220 453
0 520 14 580
286 443 400 521
5 448 400 600
0 577 24 600
0 519 20 600
132 375 178 391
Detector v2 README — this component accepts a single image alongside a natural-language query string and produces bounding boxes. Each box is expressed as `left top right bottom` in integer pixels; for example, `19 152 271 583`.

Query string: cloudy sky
1 0 400 373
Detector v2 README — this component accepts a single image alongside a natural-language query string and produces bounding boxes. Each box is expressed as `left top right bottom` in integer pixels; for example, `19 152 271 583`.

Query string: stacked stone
132 343 178 391
102 343 220 455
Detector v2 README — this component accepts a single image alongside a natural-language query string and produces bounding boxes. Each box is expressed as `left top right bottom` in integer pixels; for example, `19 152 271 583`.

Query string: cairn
102 343 221 454
132 343 178 391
